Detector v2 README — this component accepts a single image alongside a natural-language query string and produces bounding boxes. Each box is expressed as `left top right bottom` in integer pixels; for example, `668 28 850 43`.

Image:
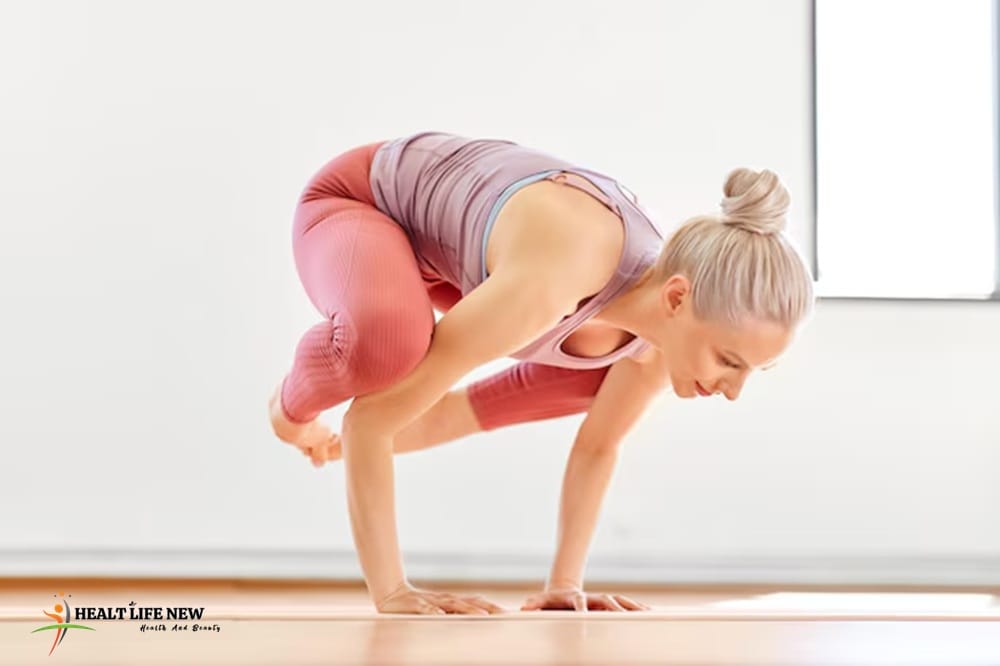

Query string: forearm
341 423 408 604
546 446 620 589
392 388 483 454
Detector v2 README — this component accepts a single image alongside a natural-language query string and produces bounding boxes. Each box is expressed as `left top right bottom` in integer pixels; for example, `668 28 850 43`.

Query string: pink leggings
279 141 611 430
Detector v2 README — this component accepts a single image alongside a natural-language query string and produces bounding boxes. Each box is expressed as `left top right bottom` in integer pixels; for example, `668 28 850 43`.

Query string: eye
717 355 740 369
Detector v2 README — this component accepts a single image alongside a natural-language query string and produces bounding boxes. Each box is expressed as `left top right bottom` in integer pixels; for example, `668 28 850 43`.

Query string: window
815 0 998 300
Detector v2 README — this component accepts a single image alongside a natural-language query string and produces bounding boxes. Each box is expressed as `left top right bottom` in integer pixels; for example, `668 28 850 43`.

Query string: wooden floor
3 579 1000 665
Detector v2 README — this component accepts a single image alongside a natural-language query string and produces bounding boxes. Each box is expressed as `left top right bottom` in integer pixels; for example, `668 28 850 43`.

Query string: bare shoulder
486 180 625 309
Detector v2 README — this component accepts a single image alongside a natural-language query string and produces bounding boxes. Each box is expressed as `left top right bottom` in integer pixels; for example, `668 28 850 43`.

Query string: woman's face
659 276 794 401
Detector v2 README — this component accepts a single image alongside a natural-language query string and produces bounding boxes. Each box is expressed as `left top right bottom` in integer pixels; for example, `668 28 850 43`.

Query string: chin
679 380 700 399
671 383 696 399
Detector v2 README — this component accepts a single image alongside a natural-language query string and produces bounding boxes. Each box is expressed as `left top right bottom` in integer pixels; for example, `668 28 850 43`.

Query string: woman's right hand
375 582 507 615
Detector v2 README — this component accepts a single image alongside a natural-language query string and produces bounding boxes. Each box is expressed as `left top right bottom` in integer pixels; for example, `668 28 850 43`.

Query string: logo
31 593 96 656
30 593 220 653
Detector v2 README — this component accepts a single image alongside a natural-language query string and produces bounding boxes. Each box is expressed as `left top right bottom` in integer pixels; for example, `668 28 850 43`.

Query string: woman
267 131 814 615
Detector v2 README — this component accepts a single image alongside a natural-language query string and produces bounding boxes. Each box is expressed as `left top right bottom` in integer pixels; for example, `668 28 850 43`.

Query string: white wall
2 0 998 586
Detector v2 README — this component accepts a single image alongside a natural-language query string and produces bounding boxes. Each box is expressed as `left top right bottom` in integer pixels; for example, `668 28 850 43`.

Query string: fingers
384 594 503 615
450 594 505 614
437 597 489 615
614 594 652 611
586 593 655 612
522 591 653 613
378 595 446 615
522 592 648 612
429 593 502 615
374 584 506 616
598 594 626 612
415 598 447 615
466 595 507 614
589 593 650 611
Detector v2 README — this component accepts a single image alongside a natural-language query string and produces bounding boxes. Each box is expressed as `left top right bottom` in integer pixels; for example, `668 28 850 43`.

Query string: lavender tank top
368 131 664 370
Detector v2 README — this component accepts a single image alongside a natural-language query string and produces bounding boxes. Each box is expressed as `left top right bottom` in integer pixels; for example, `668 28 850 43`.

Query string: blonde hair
650 168 815 327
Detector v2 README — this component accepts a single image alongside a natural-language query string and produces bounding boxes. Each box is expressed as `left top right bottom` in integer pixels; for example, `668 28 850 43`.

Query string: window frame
811 0 1000 302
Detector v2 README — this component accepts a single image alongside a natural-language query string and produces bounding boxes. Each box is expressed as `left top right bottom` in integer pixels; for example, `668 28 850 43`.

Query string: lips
695 382 711 397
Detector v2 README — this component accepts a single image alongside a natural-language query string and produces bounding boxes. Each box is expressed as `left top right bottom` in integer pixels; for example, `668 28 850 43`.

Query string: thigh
291 196 434 338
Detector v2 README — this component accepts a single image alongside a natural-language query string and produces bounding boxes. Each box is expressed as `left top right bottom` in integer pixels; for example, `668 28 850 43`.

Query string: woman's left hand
521 586 651 612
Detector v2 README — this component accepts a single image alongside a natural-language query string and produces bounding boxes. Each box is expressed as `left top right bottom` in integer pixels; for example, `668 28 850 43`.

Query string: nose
720 371 749 401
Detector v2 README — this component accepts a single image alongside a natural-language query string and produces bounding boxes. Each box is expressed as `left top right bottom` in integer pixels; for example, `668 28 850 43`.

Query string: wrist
372 579 412 607
545 578 583 591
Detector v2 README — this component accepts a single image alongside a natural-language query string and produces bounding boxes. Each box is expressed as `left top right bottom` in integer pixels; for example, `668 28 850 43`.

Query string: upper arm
574 352 670 453
347 264 584 435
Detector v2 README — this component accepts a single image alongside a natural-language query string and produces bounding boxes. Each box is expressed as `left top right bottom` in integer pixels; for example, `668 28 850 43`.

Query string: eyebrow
723 349 779 371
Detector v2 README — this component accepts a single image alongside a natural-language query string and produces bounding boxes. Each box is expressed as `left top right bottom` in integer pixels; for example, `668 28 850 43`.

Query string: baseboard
2 548 999 587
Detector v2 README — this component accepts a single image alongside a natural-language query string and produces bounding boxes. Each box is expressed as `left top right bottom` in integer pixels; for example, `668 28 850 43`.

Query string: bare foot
268 382 342 466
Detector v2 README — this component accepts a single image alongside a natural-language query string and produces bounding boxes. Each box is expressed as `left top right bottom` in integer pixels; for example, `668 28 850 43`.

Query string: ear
661 274 690 316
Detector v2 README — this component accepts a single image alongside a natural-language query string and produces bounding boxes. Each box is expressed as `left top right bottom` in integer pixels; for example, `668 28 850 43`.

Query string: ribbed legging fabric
279 141 610 430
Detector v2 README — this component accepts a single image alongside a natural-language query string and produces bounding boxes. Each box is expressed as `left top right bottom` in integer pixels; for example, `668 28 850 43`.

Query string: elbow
343 399 395 441
571 437 623 457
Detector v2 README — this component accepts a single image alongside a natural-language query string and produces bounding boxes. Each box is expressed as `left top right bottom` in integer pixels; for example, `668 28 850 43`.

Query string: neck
593 266 663 346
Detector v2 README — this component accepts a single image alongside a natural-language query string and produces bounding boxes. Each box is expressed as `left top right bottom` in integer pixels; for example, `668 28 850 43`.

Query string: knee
344 305 434 387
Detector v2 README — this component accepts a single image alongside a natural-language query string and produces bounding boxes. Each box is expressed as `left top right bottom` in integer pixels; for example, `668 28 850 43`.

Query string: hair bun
719 168 790 235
